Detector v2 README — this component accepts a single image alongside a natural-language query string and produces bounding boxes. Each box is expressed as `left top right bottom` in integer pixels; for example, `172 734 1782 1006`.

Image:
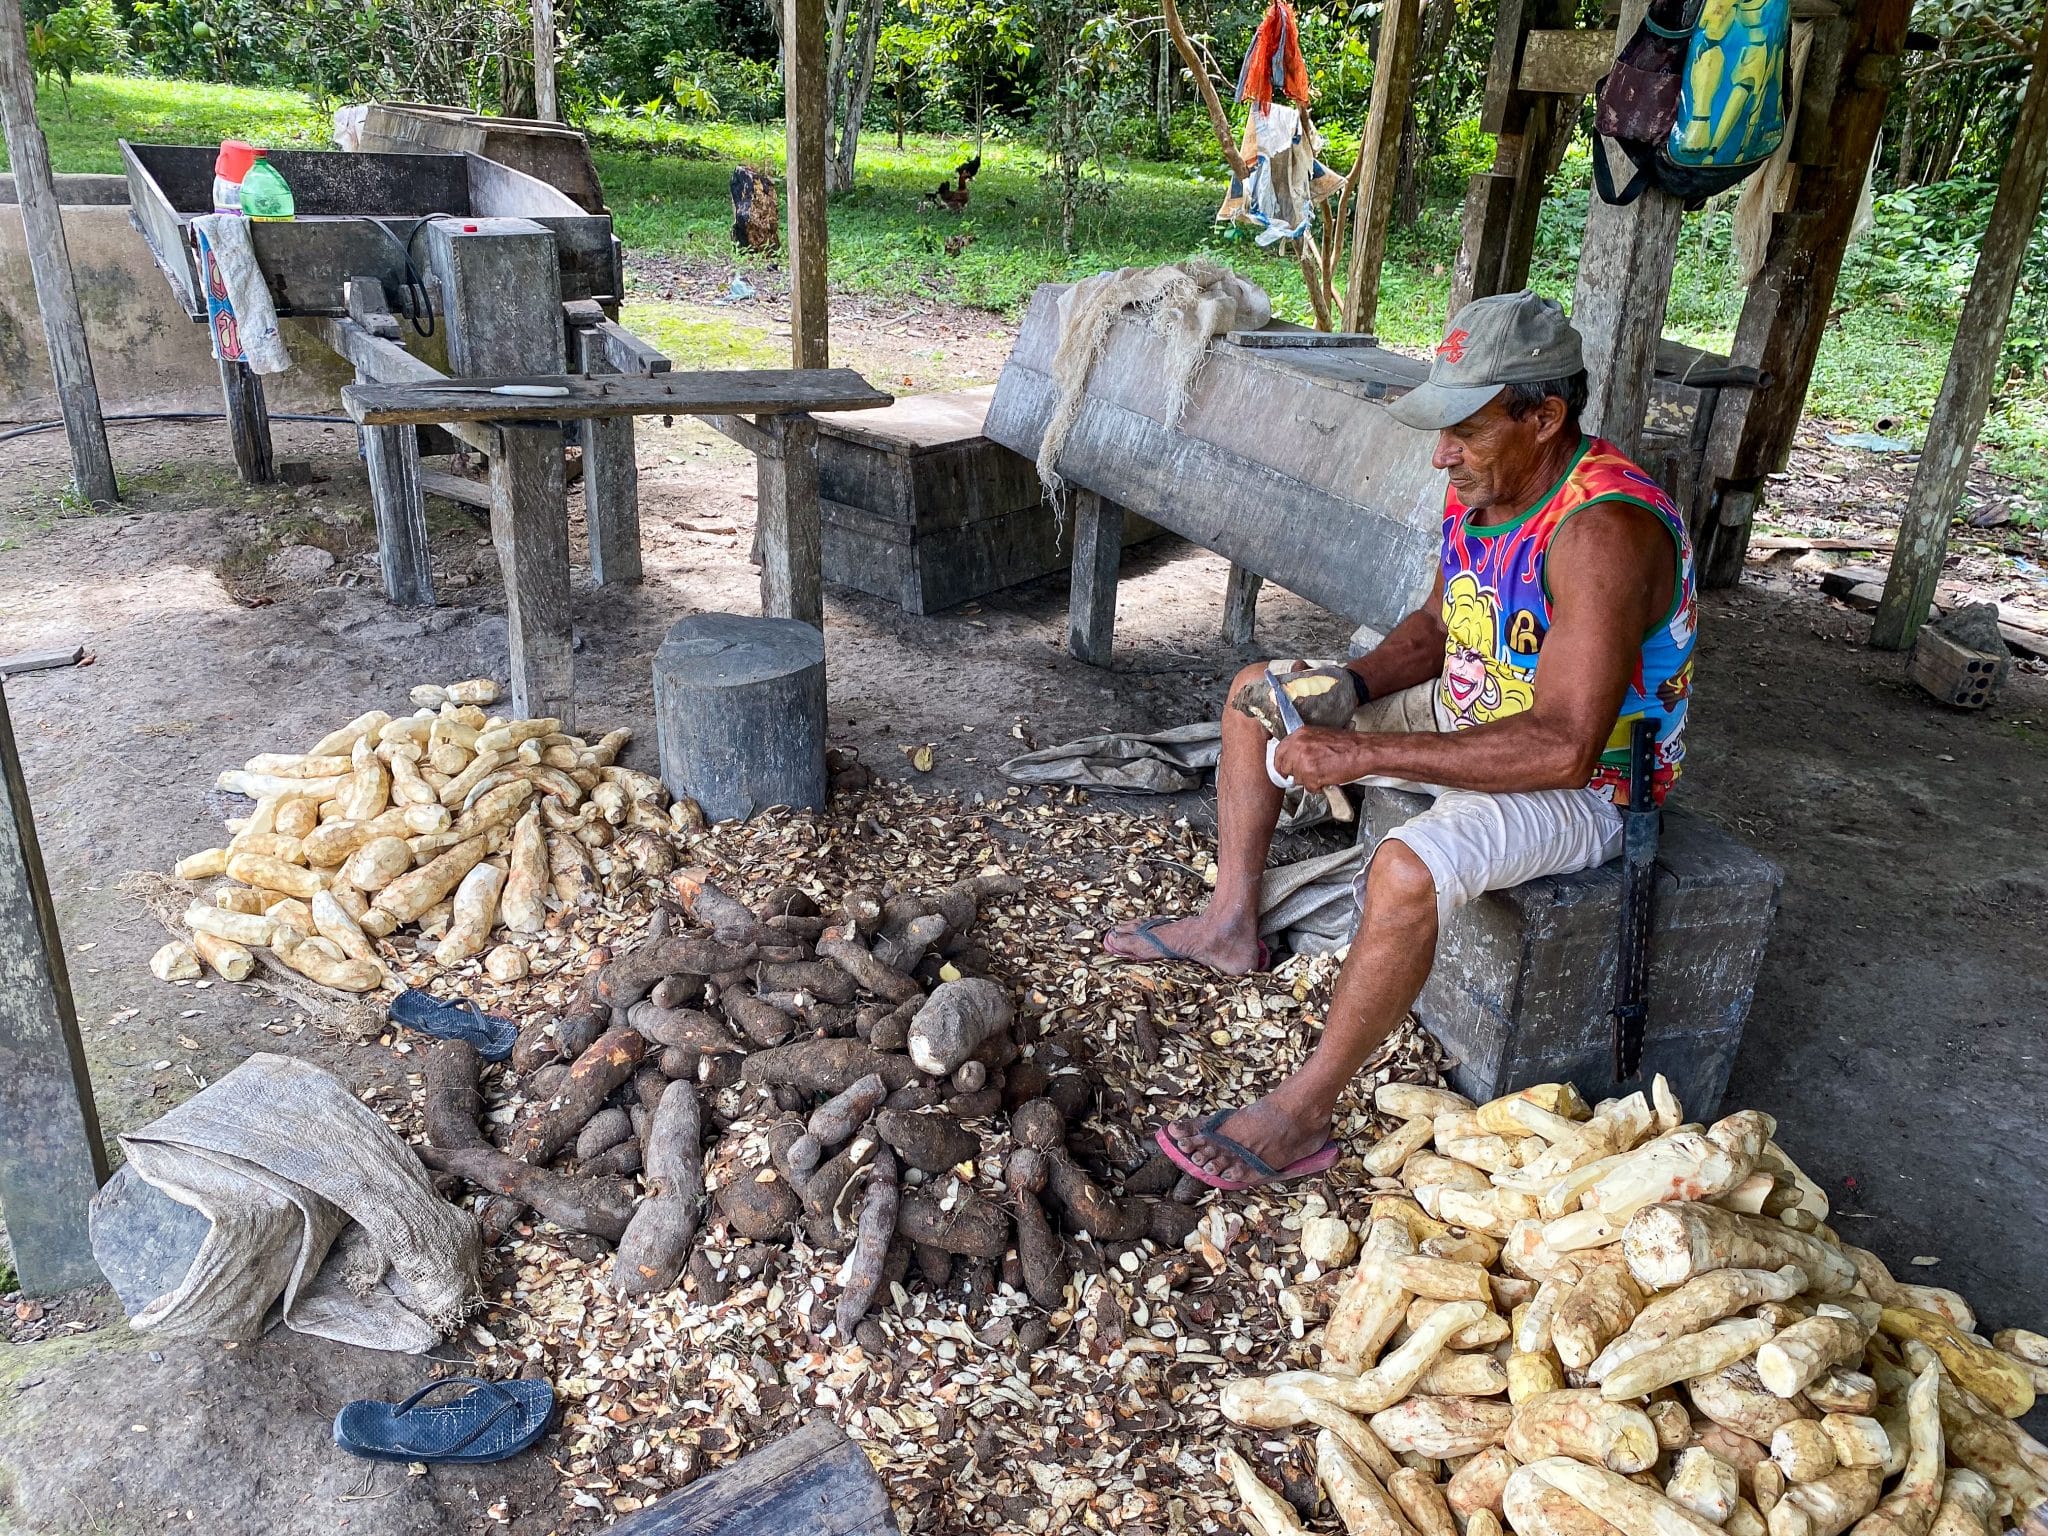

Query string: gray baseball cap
1386 290 1584 431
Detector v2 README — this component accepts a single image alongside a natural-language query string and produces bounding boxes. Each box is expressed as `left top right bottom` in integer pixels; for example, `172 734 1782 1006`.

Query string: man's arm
1347 569 1448 700
1277 503 1674 794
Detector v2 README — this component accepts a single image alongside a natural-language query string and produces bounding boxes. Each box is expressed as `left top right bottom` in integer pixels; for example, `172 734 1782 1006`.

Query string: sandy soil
0 290 2043 1530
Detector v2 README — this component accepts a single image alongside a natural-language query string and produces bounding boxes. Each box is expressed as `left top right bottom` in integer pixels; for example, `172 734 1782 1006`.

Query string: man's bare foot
1102 913 1265 975
1163 1094 1333 1186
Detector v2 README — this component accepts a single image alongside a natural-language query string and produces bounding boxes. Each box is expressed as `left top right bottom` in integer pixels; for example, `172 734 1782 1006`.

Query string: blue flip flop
334 1376 554 1464
1109 916 1271 975
389 989 520 1062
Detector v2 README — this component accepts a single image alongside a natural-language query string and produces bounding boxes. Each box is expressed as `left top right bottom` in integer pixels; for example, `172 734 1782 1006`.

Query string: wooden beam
785 0 829 369
532 0 558 121
1342 0 1420 334
703 413 780 459
419 468 493 509
0 683 109 1295
490 428 574 724
594 319 671 376
757 414 824 628
606 1417 895 1536
342 369 892 426
0 0 117 505
1067 490 1125 667
0 645 84 677
1517 28 1618 94
346 278 431 606
575 322 643 587
1571 0 1681 457
311 318 496 456
1872 24 2048 650
1694 0 1911 586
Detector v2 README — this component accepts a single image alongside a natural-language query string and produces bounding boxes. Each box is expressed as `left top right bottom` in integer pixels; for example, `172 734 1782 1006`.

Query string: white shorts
1271 672 1625 927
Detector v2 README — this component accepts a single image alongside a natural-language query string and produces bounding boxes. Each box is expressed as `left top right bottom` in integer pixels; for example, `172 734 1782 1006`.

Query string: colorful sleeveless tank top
1437 436 1697 806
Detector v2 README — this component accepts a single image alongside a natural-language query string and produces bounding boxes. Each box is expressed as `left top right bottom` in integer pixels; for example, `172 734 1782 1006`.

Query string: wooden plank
311 318 496 456
0 645 83 677
344 369 895 427
1872 21 2048 650
0 683 110 1294
1500 93 1575 299
596 319 671 375
0 0 118 505
704 413 781 459
758 414 824 628
785 0 829 370
1518 28 1618 93
1222 564 1264 648
1694 0 1912 585
1068 490 1125 667
575 323 643 586
1341 0 1420 334
419 468 493 509
217 358 276 485
1451 172 1517 316
607 1418 895 1536
1481 0 1532 134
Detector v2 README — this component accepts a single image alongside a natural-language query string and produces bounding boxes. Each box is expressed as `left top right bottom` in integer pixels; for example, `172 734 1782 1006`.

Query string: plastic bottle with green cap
239 151 295 221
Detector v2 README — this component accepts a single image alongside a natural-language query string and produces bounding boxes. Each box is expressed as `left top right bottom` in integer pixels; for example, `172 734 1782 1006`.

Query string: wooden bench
1354 786 1782 1114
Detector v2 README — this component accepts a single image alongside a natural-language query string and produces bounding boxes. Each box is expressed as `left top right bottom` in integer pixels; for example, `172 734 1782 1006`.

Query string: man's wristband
1348 668 1373 708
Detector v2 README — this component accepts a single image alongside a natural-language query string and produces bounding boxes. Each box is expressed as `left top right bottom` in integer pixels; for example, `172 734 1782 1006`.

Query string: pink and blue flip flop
1107 917 1270 975
1155 1111 1340 1193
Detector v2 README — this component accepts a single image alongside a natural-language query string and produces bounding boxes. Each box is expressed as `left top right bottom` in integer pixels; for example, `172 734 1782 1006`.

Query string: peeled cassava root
166 687 682 997
1214 1072 2048 1536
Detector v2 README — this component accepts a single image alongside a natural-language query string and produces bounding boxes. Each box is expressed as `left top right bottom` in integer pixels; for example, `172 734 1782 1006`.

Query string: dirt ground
1 289 2043 1532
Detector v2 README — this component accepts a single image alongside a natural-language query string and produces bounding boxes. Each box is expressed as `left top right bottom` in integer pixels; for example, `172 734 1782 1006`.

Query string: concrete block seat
1354 786 1782 1115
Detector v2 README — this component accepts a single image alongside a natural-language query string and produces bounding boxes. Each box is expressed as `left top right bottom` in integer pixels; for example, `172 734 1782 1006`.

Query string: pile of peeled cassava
1216 1079 2048 1536
151 679 687 993
419 864 1207 1320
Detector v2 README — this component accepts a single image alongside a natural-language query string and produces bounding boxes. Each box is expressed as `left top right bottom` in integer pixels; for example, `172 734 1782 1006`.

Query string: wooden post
1872 27 2048 651
217 357 275 485
1067 490 1124 667
1341 0 1420 334
344 279 431 605
653 614 827 824
575 325 644 586
785 0 830 369
532 0 558 122
1694 0 1911 586
0 0 118 506
1223 563 1264 648
0 683 109 1295
424 217 573 724
758 413 824 627
1571 0 1681 458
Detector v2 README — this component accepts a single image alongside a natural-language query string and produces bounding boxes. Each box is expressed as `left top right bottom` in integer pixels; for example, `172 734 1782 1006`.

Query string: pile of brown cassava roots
421 860 1208 1322
1214 1079 2048 1536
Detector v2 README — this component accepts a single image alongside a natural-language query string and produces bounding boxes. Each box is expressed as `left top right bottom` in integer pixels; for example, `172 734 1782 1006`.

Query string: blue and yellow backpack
1592 0 1790 207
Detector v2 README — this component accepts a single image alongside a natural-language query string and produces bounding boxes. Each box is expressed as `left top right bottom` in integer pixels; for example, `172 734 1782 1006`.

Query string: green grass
4 73 328 173
18 74 2047 519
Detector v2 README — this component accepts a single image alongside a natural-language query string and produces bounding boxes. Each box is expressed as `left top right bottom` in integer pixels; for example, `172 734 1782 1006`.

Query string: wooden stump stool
654 614 827 823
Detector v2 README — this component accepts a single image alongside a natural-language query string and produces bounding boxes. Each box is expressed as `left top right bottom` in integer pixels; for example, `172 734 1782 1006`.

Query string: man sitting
1104 290 1698 1191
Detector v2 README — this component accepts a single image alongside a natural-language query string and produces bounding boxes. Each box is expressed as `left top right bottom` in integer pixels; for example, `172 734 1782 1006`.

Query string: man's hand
1272 726 1371 790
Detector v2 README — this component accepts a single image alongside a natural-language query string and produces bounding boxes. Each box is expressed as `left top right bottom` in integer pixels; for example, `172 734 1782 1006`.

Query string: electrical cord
0 411 350 445
354 216 441 338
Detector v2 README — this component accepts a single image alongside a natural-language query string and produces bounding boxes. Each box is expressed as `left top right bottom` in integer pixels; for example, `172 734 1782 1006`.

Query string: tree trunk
1154 33 1174 159
895 59 905 148
828 0 883 192
500 50 536 120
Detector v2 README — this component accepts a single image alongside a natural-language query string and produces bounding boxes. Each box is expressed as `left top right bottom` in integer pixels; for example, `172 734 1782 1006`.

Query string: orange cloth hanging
1237 0 1312 112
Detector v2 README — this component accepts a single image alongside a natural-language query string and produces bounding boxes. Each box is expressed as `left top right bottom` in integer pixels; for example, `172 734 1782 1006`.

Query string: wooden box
816 387 1155 615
